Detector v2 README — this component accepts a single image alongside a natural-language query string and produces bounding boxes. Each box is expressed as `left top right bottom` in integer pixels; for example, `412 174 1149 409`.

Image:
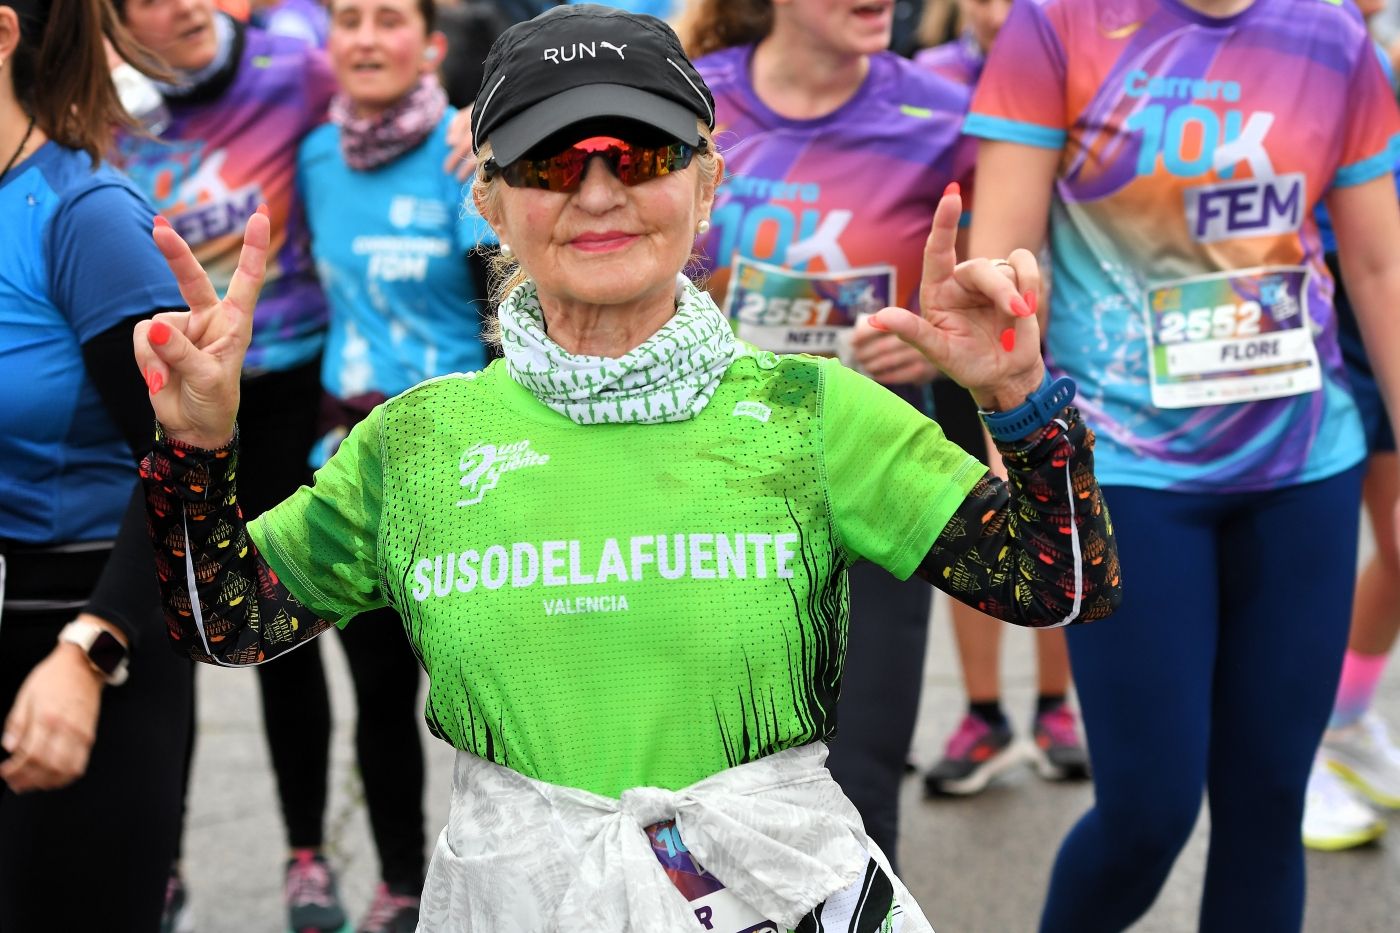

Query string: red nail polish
944 182 961 198
149 321 171 345
867 316 889 332
1011 296 1030 318
1024 290 1038 316
257 203 270 217
153 215 171 229
1001 327 1016 352
149 371 164 395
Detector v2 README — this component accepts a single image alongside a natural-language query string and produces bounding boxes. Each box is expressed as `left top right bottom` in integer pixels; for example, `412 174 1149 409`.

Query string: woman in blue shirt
0 0 190 928
296 0 493 926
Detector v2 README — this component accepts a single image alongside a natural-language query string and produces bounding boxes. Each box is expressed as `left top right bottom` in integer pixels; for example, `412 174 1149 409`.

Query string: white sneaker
1303 757 1386 851
1323 710 1400 809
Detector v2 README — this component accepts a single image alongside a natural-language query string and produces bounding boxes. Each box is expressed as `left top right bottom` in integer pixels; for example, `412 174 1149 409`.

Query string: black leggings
180 360 333 852
338 609 426 890
826 385 951 875
824 561 932 875
181 364 427 885
0 607 192 933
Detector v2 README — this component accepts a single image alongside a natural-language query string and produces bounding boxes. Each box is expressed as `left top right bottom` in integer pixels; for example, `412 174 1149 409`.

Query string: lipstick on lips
569 231 639 253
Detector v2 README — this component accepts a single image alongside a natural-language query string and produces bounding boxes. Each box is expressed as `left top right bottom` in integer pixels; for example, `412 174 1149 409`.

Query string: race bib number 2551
723 256 895 356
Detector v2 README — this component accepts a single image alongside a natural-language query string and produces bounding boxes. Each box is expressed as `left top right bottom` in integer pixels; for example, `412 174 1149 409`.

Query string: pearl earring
499 242 513 258
697 219 711 235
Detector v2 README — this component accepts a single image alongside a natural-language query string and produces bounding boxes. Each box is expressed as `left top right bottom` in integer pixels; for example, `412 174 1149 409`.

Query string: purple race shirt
116 25 333 373
695 46 975 382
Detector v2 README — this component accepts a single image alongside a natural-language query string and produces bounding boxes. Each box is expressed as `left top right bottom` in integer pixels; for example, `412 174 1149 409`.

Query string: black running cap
471 4 715 166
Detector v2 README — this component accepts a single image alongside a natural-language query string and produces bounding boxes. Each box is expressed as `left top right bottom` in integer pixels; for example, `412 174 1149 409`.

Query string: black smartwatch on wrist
978 370 1077 443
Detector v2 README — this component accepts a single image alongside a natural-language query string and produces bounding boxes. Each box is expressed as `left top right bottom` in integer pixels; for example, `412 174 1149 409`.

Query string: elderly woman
133 5 1119 930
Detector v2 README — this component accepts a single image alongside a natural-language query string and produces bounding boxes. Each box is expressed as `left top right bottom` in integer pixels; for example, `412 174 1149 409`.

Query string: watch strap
978 371 1077 443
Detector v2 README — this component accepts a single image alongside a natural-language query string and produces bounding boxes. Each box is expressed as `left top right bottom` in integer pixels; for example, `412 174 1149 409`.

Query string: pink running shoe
357 883 420 933
285 850 349 933
923 712 1025 796
1029 704 1091 781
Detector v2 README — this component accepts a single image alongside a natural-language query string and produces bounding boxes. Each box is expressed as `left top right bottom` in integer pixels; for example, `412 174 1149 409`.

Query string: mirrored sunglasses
482 135 705 192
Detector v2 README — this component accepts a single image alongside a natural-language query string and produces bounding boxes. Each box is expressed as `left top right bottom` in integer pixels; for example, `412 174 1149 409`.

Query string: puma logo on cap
543 40 628 64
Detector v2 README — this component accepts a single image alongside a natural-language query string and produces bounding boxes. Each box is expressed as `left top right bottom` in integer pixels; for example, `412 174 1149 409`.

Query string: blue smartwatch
978 370 1077 442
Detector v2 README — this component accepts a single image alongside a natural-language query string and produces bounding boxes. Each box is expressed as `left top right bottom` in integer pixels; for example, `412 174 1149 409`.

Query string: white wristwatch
58 620 130 686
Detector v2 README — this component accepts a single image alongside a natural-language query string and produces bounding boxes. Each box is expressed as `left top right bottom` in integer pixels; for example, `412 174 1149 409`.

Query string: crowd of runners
2 0 1399 931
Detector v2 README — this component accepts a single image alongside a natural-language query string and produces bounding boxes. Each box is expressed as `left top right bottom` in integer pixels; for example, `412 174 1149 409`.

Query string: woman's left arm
1327 175 1400 430
3 174 189 792
864 186 1120 626
914 407 1120 627
1327 174 1400 549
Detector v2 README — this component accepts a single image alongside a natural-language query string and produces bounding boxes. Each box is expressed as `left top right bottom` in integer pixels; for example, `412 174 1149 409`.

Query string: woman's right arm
141 429 333 665
966 140 1057 308
134 209 337 665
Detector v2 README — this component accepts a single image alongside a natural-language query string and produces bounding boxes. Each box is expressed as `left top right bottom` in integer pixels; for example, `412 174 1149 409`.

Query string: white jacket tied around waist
418 742 933 932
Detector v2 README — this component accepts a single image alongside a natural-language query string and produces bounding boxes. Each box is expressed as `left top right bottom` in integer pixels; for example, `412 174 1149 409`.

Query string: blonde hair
470 122 723 347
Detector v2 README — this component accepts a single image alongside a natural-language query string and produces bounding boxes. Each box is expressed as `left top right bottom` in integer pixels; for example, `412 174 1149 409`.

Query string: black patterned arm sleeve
140 429 334 665
914 409 1121 627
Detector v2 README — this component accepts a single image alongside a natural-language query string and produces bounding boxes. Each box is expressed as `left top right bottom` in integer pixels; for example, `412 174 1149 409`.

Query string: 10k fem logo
456 440 550 506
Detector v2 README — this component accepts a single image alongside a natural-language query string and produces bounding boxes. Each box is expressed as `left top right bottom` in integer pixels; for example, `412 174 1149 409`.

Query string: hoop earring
697 219 711 235
500 242 513 258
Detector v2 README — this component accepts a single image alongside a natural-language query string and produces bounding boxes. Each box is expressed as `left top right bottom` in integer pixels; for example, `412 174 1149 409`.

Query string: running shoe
1027 704 1091 781
1322 710 1400 809
1302 756 1386 851
160 870 195 933
285 850 350 933
923 713 1024 796
357 884 419 933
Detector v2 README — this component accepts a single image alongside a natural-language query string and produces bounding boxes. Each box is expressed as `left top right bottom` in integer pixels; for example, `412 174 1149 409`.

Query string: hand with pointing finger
850 316 940 386
867 184 1045 412
133 207 271 449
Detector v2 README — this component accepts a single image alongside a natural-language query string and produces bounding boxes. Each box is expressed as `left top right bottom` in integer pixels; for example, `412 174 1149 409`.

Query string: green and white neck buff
498 275 741 425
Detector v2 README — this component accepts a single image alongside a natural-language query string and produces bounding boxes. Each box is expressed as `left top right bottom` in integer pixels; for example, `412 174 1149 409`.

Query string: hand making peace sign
133 208 270 450
867 185 1047 413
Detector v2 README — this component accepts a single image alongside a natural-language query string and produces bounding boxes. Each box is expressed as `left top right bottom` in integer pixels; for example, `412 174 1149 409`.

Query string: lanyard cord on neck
0 116 36 184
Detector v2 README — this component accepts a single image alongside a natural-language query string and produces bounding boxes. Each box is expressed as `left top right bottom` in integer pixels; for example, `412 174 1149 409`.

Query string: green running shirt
250 352 984 797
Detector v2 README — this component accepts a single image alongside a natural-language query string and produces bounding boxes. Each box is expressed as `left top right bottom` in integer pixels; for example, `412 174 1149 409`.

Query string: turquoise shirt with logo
297 109 495 422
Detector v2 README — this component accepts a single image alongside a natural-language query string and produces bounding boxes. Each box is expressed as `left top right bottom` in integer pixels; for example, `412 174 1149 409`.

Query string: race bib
1144 266 1321 409
723 256 895 357
648 820 779 933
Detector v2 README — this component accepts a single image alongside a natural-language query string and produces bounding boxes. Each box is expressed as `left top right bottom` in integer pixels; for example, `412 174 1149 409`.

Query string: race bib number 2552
1144 266 1320 409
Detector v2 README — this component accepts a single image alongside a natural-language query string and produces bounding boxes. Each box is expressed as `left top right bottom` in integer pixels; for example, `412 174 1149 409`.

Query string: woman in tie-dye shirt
965 0 1400 929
